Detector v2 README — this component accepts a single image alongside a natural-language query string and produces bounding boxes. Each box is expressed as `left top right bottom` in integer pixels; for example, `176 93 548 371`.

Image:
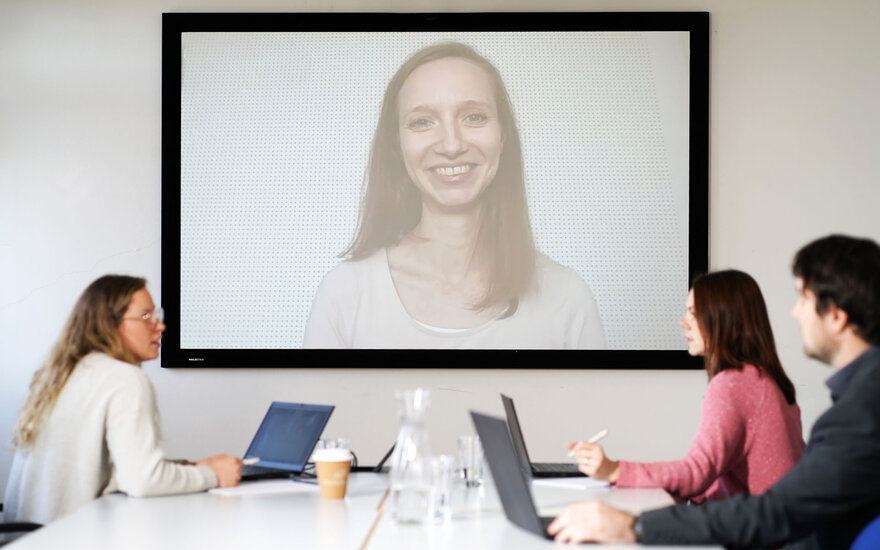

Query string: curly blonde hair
12 275 145 448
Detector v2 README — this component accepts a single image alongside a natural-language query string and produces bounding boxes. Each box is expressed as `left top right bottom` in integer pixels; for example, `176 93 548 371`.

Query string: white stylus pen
567 429 609 457
242 457 260 465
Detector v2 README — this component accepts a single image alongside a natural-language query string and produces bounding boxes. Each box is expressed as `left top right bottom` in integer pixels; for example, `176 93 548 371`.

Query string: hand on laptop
547 500 637 543
567 441 620 482
197 454 243 487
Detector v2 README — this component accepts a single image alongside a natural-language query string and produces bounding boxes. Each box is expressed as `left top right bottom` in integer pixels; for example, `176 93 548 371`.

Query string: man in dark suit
548 234 880 549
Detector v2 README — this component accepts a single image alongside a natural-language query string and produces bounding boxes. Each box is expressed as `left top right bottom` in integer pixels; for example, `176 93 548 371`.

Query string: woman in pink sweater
569 270 805 502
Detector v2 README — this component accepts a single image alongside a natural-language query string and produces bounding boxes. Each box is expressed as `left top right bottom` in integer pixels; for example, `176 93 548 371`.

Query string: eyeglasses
123 308 164 325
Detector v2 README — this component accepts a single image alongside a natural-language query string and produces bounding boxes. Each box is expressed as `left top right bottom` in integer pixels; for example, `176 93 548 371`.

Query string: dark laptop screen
501 394 537 476
471 411 551 539
244 402 334 471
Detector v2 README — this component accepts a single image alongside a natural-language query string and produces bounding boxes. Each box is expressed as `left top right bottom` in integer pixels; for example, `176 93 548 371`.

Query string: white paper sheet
209 479 320 496
532 477 611 490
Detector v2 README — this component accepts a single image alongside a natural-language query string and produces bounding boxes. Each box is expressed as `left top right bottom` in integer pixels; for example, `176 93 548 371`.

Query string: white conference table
6 473 719 549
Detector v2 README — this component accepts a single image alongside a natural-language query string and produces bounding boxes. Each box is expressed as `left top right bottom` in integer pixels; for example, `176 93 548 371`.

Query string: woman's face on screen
681 289 706 356
397 57 503 211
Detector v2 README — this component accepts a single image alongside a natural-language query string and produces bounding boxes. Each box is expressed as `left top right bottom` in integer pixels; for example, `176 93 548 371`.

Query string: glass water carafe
388 388 434 524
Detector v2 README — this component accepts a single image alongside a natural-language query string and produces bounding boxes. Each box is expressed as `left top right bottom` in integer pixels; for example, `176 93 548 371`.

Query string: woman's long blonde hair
12 275 146 448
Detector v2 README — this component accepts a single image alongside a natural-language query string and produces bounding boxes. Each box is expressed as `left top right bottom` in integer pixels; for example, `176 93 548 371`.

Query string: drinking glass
457 435 484 488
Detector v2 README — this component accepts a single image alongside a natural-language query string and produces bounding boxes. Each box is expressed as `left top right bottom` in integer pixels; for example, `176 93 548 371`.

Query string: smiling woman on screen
303 42 605 349
3 275 242 525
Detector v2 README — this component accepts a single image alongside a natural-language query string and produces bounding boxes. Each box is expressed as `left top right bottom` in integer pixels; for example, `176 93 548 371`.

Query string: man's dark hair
792 234 880 345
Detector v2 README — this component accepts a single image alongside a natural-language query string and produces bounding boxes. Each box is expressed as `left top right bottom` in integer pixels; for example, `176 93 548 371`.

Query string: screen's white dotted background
180 31 690 349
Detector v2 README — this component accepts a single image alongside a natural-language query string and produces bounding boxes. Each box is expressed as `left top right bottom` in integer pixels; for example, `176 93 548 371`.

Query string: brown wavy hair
343 41 536 311
12 275 146 448
692 270 796 404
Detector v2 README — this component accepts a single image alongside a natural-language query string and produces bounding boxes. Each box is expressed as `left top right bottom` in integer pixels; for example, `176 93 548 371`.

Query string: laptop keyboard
241 464 289 479
532 462 581 475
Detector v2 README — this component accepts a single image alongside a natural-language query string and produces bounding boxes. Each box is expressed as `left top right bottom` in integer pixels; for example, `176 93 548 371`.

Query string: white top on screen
179 31 690 350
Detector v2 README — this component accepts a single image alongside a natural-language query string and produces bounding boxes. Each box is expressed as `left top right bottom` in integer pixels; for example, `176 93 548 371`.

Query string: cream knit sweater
3 352 217 524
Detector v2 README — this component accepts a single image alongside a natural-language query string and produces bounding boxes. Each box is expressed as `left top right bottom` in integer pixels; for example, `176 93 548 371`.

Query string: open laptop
351 443 395 473
470 411 554 540
240 401 334 480
501 394 581 477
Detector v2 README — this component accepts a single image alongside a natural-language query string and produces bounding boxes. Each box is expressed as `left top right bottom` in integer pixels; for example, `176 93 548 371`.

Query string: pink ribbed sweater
617 364 805 502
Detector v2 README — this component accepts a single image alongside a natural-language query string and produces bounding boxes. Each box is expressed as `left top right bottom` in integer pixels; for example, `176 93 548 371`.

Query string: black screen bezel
161 11 709 369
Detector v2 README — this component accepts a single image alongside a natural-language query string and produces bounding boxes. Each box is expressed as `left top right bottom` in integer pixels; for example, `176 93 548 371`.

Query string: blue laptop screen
244 402 334 471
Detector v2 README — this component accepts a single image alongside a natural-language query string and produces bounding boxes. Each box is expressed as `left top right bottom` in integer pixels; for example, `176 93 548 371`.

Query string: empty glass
457 435 484 488
431 454 456 522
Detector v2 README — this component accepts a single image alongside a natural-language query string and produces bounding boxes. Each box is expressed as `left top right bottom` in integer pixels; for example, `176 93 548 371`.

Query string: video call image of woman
303 42 606 349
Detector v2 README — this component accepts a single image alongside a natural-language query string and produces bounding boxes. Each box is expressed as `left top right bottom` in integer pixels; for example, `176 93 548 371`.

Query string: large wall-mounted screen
162 12 709 368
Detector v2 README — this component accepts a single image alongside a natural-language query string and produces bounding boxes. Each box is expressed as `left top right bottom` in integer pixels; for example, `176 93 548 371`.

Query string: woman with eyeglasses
3 275 242 525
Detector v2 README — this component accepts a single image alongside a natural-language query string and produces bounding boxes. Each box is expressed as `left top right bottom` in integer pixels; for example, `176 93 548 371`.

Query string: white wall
2 0 879 498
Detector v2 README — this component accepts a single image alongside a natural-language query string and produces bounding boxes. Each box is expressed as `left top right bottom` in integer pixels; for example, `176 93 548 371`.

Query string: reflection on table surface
6 473 719 550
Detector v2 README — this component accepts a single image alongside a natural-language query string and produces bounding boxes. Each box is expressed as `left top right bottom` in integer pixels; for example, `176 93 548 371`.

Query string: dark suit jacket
639 346 880 549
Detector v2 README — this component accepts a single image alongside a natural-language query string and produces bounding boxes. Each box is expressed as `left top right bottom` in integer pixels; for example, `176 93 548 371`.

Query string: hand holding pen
568 429 609 452
566 429 620 482
196 454 246 487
